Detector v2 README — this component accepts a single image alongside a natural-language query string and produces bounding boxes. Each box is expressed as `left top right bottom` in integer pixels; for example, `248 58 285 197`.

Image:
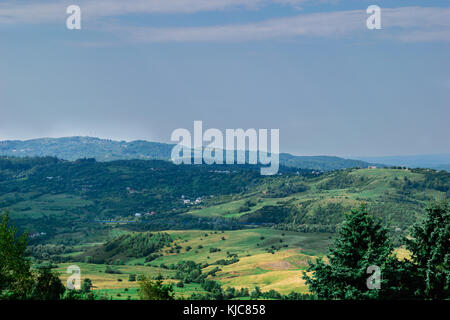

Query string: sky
0 0 449 157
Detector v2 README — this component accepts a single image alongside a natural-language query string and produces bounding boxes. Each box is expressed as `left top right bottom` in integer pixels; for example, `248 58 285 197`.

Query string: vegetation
0 212 85 299
0 211 33 299
78 232 173 264
138 275 174 300
303 204 399 299
304 200 449 300
0 137 375 170
0 155 449 300
405 200 449 299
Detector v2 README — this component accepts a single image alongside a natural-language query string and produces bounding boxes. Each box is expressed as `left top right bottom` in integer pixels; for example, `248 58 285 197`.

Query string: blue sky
0 0 449 157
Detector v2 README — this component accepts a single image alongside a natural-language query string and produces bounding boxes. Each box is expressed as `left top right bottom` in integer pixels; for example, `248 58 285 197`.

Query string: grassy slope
185 168 430 227
55 228 332 298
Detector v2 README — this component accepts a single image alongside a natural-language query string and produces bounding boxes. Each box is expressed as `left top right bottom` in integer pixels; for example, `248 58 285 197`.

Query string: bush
128 274 136 282
105 266 122 274
138 275 174 300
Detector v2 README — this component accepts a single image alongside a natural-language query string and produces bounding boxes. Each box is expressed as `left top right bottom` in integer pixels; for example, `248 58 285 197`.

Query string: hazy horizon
1 135 449 159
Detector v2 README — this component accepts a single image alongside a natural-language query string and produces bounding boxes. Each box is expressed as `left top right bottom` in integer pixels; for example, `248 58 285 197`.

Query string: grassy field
53 226 415 299
54 228 332 299
186 197 283 218
213 249 316 294
55 262 209 299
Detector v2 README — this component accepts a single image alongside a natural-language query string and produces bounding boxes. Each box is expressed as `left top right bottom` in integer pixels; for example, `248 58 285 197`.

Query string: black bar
2 300 448 319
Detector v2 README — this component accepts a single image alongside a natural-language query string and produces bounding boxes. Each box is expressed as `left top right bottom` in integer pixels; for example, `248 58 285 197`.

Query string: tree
138 275 174 300
405 199 449 299
250 286 261 299
0 211 33 299
81 278 93 293
303 203 397 299
30 266 65 300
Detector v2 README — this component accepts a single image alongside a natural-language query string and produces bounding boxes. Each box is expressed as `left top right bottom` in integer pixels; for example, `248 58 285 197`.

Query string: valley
1 155 448 299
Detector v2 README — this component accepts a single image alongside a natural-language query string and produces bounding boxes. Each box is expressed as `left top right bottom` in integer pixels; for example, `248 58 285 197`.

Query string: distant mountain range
355 155 450 172
0 137 173 162
0 136 375 171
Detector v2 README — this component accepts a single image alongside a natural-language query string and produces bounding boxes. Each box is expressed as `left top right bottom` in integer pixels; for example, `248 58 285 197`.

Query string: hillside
0 136 375 171
1 156 448 243
279 153 376 171
3 156 448 299
0 137 173 161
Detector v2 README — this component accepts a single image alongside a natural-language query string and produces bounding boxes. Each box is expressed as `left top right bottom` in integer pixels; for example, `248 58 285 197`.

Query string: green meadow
53 228 332 298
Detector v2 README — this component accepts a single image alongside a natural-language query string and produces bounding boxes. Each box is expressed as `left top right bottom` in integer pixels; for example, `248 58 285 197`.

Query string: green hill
0 156 448 244
0 136 375 171
3 156 448 299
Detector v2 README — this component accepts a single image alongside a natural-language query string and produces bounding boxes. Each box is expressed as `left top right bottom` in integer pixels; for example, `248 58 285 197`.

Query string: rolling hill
1 156 448 242
0 136 376 171
2 156 448 299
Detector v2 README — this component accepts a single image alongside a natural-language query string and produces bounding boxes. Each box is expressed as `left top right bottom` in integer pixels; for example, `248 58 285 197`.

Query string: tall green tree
138 275 174 300
405 199 449 299
0 211 33 299
81 278 93 293
30 266 66 300
303 203 397 299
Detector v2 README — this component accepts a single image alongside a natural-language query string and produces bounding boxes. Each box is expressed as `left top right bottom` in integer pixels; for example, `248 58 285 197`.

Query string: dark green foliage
30 266 66 300
238 199 257 213
138 275 174 300
213 257 239 265
188 285 316 300
238 205 292 224
0 211 33 299
262 182 308 198
174 261 204 283
145 253 161 263
201 279 222 292
405 200 450 299
250 286 262 299
303 204 397 299
81 278 93 293
79 232 172 264
104 266 122 274
0 211 97 300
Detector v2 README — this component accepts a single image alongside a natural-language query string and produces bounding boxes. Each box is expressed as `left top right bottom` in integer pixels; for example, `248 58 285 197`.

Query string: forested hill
0 156 449 244
0 137 173 162
0 136 374 171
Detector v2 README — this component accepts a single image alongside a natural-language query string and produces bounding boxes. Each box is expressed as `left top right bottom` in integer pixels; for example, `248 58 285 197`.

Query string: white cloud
0 0 313 23
381 6 450 42
1 2 449 43
121 10 361 42
0 2 64 24
114 6 450 43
